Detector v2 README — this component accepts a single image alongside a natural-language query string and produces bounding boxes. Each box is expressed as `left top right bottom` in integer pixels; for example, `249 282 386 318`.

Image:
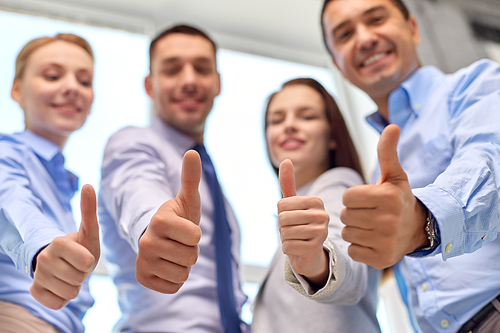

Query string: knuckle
278 211 290 225
138 234 154 252
136 272 153 289
311 196 324 207
175 268 190 283
67 285 81 300
50 299 66 310
186 247 199 266
189 226 202 245
277 200 285 212
149 214 162 228
164 283 182 294
342 189 354 204
347 245 358 260
51 236 68 249
281 240 292 255
36 250 51 266
312 210 329 223
341 226 350 242
279 227 290 240
81 255 95 272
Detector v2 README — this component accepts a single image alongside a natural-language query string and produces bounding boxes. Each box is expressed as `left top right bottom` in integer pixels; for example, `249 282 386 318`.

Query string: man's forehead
153 34 216 62
324 0 394 22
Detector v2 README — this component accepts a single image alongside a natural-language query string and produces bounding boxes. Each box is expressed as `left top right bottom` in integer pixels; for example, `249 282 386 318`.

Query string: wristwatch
421 209 439 251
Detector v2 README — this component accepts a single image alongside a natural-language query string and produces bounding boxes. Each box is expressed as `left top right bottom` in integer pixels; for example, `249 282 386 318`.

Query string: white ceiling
0 0 331 67
1 0 499 68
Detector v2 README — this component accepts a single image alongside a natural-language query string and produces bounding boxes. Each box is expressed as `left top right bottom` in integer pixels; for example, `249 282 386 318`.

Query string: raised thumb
279 159 297 198
377 124 407 184
177 150 202 225
78 184 100 261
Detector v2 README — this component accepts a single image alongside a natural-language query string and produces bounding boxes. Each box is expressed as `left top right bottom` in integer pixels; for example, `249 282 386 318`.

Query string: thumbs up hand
136 150 202 294
30 184 100 310
278 159 330 288
341 124 428 270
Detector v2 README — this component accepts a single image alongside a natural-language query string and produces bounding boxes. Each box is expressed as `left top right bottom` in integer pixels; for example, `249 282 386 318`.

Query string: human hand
136 150 202 294
30 184 100 310
278 159 330 287
341 124 428 270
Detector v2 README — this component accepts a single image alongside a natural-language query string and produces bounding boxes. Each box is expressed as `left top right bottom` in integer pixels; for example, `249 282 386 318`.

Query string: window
1 9 394 331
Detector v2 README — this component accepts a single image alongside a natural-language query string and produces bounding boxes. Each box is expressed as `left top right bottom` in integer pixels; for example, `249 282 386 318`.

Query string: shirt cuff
292 242 335 295
129 209 156 253
25 227 66 276
413 186 465 260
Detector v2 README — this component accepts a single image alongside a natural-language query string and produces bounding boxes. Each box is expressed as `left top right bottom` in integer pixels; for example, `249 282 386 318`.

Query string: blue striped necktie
192 144 242 333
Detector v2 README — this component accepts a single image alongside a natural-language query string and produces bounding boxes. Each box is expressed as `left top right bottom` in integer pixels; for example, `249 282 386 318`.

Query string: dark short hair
264 78 364 180
149 24 217 72
320 0 410 56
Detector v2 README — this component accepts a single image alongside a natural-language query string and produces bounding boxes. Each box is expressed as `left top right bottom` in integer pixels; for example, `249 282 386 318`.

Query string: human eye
162 66 180 75
301 109 321 120
79 79 92 87
368 11 388 25
42 66 63 81
195 66 212 75
370 16 384 25
267 114 284 125
335 29 353 43
44 72 59 81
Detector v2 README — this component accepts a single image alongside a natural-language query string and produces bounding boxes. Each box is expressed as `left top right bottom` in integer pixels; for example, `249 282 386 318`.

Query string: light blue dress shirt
99 117 248 333
367 59 500 333
0 130 93 333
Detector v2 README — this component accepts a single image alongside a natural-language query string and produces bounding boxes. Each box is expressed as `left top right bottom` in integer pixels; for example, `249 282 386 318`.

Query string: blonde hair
15 33 94 79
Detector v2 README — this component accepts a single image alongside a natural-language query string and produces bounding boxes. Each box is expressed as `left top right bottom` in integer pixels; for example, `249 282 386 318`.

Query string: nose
62 74 81 98
180 64 197 93
356 24 378 54
283 114 297 134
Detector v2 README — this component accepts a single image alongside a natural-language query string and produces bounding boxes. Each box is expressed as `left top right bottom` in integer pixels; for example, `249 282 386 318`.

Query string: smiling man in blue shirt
318 0 500 332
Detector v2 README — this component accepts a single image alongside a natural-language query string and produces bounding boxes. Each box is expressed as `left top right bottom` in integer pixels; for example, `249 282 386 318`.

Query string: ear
11 79 22 104
215 72 221 97
408 15 421 46
144 75 154 99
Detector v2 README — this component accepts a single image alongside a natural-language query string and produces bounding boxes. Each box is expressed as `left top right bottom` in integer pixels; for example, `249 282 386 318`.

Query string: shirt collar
16 130 78 194
17 130 61 162
151 116 198 155
366 66 445 133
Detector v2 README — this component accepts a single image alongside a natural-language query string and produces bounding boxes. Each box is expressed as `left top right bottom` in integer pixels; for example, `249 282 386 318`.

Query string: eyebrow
331 5 389 37
161 57 213 65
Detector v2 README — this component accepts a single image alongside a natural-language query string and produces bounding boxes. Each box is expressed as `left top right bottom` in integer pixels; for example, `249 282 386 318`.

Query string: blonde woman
0 34 100 333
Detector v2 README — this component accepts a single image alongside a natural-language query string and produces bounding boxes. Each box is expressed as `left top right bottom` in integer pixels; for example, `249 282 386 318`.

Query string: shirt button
441 319 449 328
422 283 428 291
445 243 452 253
482 234 487 240
415 103 421 110
25 266 29 274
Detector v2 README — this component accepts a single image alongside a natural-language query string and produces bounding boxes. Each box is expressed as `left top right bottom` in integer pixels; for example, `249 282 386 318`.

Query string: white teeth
363 52 386 66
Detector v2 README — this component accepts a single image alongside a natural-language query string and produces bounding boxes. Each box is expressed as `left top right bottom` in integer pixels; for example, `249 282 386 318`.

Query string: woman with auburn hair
252 78 381 332
0 34 100 333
